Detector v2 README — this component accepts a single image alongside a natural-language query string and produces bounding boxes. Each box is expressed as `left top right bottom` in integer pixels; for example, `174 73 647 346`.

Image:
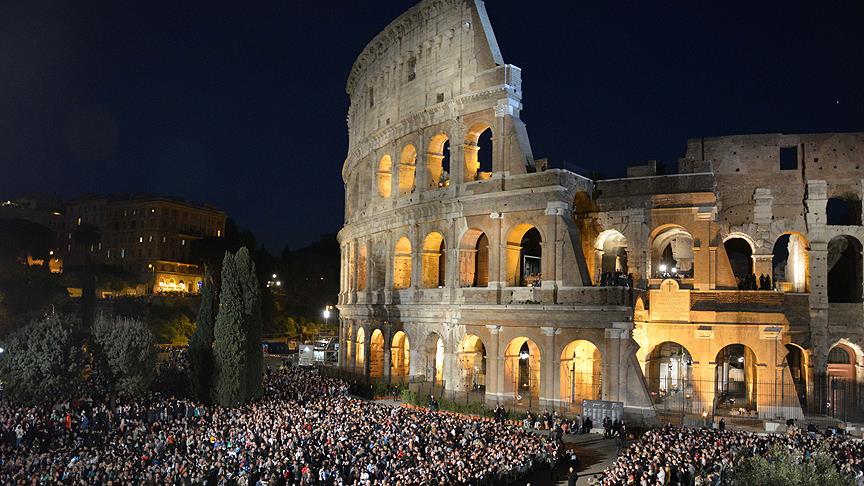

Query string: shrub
92 315 157 397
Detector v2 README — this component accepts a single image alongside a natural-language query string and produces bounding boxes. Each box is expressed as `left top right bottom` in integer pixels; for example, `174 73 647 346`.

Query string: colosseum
337 0 864 425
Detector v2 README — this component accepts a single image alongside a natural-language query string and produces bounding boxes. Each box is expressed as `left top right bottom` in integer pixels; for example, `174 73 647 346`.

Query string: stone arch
650 225 694 278
377 154 392 198
595 229 628 281
465 122 493 181
355 326 366 372
369 329 385 378
715 344 758 414
826 342 859 419
645 342 694 408
723 236 754 288
393 236 412 289
457 334 486 391
827 235 863 303
458 228 489 287
559 339 602 408
504 337 541 405
391 330 410 379
772 232 809 292
424 332 445 386
421 232 446 288
427 133 451 189
505 223 542 287
398 144 417 196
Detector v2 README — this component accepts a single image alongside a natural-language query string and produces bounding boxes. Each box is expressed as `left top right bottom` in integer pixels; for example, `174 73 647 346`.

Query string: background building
338 0 864 425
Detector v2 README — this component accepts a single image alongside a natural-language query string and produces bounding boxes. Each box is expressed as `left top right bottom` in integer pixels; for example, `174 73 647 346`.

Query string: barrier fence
318 366 863 424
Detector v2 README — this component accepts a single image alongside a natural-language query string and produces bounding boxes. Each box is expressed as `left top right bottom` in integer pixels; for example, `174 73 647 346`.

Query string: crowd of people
597 424 864 485
0 366 558 485
599 271 634 288
736 273 773 291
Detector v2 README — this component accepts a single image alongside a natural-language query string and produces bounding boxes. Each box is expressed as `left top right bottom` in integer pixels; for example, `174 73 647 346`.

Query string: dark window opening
436 92 444 103
369 87 374 107
406 57 416 82
826 197 862 225
827 235 863 303
478 128 493 175
439 140 451 187
779 146 798 170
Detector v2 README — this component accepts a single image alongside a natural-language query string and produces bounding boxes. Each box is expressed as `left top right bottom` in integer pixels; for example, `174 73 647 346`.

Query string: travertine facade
338 0 863 423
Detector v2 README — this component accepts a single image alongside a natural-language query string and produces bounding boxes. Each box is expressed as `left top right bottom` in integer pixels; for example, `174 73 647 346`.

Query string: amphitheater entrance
714 344 758 415
390 331 410 382
504 337 540 408
369 329 385 378
424 333 444 387
784 344 809 411
355 327 365 374
826 344 857 420
645 342 695 413
559 340 602 412
457 334 486 392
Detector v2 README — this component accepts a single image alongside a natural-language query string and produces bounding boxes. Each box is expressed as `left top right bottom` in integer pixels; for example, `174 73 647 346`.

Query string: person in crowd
596 423 864 485
0 357 558 485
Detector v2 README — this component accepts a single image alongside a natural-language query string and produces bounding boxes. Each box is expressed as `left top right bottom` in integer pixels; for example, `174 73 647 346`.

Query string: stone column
382 323 392 383
490 212 505 289
752 254 773 283
603 325 628 402
540 326 558 407
485 325 503 405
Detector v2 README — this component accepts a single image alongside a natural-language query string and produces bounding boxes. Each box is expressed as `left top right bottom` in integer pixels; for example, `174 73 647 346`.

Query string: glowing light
272 274 277 279
671 267 677 274
323 309 331 319
738 356 745 363
519 350 530 360
659 264 667 273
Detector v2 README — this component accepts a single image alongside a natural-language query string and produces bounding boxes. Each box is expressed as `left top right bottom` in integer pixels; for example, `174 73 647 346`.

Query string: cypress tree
235 247 264 401
212 252 247 407
189 270 216 402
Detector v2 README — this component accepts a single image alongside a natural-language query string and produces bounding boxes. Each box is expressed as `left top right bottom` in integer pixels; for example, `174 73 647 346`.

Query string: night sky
1 1 862 251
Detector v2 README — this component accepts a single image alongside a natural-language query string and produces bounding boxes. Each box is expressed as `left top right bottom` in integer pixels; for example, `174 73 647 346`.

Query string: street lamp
323 305 333 326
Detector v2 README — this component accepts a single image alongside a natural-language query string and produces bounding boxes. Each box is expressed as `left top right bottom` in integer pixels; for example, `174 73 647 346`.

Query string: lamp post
323 305 333 326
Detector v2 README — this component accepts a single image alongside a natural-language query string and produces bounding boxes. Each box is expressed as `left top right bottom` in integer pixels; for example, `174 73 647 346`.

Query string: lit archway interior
464 123 493 181
345 326 353 363
393 237 412 289
355 327 365 372
723 237 753 288
784 343 808 410
459 229 489 287
559 340 602 407
390 331 410 379
645 342 693 405
506 224 542 287
458 334 486 391
827 235 862 303
715 344 758 413
377 154 392 198
651 226 694 278
504 337 541 404
424 333 445 386
421 232 446 288
772 233 809 292
369 329 385 378
827 344 856 418
595 229 628 278
427 134 450 189
398 144 417 196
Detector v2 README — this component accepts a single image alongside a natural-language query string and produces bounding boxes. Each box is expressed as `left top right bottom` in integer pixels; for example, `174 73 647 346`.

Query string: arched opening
398 144 417 196
724 237 754 289
427 134 450 190
393 237 412 289
345 326 353 364
377 155 392 198
772 233 809 292
357 244 367 291
826 344 857 419
784 343 808 410
559 340 602 410
424 333 444 386
826 196 862 226
715 344 758 415
355 327 365 372
369 329 384 378
458 229 489 287
464 123 493 181
645 342 694 410
504 337 540 406
390 331 410 380
828 235 863 303
421 232 446 288
595 230 628 286
458 334 486 392
651 226 694 278
506 224 542 287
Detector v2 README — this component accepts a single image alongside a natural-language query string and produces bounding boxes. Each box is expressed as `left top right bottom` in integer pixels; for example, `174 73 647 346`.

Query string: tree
0 313 85 405
189 272 217 402
730 445 852 486
235 247 264 401
92 315 157 397
212 252 247 407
